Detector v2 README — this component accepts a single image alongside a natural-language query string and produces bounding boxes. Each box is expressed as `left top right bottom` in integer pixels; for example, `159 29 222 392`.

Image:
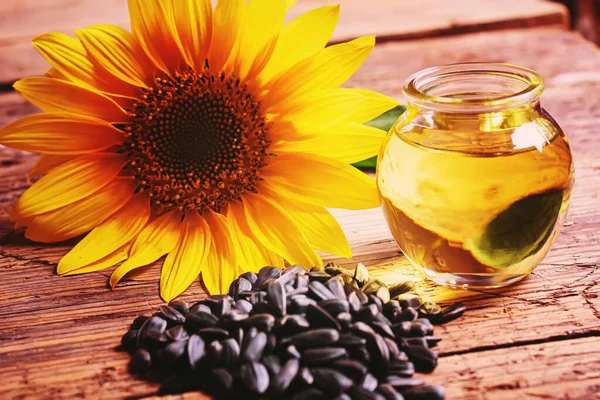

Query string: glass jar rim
403 62 544 112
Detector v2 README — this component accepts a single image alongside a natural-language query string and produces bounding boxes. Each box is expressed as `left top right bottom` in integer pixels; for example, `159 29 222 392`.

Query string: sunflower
0 0 397 301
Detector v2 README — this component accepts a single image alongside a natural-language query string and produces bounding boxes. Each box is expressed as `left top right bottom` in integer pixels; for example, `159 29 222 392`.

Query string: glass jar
376 63 574 289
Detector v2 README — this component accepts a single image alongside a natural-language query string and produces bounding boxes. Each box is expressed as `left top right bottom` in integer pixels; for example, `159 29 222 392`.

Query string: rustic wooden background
1 1 600 399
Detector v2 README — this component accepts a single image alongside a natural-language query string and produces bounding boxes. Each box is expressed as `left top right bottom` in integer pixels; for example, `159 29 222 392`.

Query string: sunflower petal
207 0 245 73
110 211 182 288
168 0 213 71
259 5 339 85
13 77 128 123
202 211 237 295
57 192 150 275
286 0 297 9
0 113 124 155
260 182 351 258
61 242 132 276
234 0 286 80
11 152 127 220
25 177 136 243
242 193 322 267
227 201 285 272
128 0 183 74
262 153 380 210
271 122 386 164
32 32 138 98
160 213 211 302
75 24 154 88
262 36 375 111
28 154 76 181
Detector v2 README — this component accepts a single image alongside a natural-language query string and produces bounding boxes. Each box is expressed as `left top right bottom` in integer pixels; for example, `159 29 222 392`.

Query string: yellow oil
377 106 574 288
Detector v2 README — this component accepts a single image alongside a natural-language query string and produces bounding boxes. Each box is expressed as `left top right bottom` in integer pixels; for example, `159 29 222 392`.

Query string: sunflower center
123 69 271 216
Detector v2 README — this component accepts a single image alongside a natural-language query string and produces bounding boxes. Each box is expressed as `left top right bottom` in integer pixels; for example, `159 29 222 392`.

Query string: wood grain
0 0 568 84
1 25 600 400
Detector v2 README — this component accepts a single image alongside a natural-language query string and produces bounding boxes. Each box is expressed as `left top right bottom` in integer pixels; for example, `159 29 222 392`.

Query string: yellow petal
128 0 183 74
14 77 128 124
207 0 245 73
262 36 375 111
168 0 213 71
160 213 211 302
271 122 386 164
75 24 154 88
286 0 297 9
0 113 124 155
57 192 151 275
11 152 127 220
32 32 138 98
227 201 285 272
110 211 182 288
260 182 352 258
259 5 339 84
61 242 132 276
28 154 76 181
242 193 322 267
233 0 286 80
346 89 401 124
202 211 237 295
262 153 380 210
25 177 136 243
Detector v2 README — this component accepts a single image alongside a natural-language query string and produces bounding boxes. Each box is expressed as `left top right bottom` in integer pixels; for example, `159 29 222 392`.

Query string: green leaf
463 189 564 268
352 105 406 170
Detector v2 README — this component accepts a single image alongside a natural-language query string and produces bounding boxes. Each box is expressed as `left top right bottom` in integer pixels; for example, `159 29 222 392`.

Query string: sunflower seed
166 325 189 342
392 321 412 337
269 358 300 394
187 334 205 369
372 321 395 339
262 354 282 375
351 321 377 338
384 337 403 360
169 301 189 315
424 336 442 348
296 366 314 386
278 314 311 334
219 338 240 369
385 376 425 389
410 319 434 336
336 312 353 330
309 270 332 283
333 394 352 400
308 281 336 301
204 340 223 369
398 307 419 322
348 291 362 313
389 281 416 298
292 388 326 400
229 277 253 300
348 345 371 363
138 316 167 347
366 333 390 376
248 291 267 305
338 333 367 347
197 327 229 342
302 347 347 365
146 329 169 345
296 274 310 289
267 280 287 316
361 373 379 391
402 385 445 400
159 340 187 364
347 385 386 400
121 330 138 352
240 361 270 395
331 359 368 381
239 271 258 285
405 337 428 347
256 266 282 289
404 345 438 373
212 297 232 317
284 344 301 359
253 301 277 315
266 333 278 353
353 263 370 287
434 302 466 325
325 276 347 299
211 368 234 392
283 264 307 276
369 294 384 313
234 299 253 314
217 310 249 329
241 331 267 362
419 302 442 319
184 311 218 331
319 298 350 316
363 279 387 296
130 348 152 374
245 313 275 332
395 294 422 309
131 315 149 330
289 295 317 314
383 300 402 321
306 304 342 330
312 368 353 395
376 383 405 400
290 328 339 347
188 303 212 315
389 360 415 377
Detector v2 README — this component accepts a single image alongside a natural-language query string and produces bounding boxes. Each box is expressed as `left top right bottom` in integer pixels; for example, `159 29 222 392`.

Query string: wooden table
1 1 600 399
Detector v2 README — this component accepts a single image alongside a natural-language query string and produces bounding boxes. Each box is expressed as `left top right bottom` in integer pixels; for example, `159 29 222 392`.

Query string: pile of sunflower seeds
121 263 465 399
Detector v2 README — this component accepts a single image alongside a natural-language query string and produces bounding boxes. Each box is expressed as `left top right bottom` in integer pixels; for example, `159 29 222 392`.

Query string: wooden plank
0 0 568 83
1 27 600 399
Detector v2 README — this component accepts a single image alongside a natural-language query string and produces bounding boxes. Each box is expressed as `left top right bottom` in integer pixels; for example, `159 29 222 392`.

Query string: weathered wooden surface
0 0 568 84
1 13 600 400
